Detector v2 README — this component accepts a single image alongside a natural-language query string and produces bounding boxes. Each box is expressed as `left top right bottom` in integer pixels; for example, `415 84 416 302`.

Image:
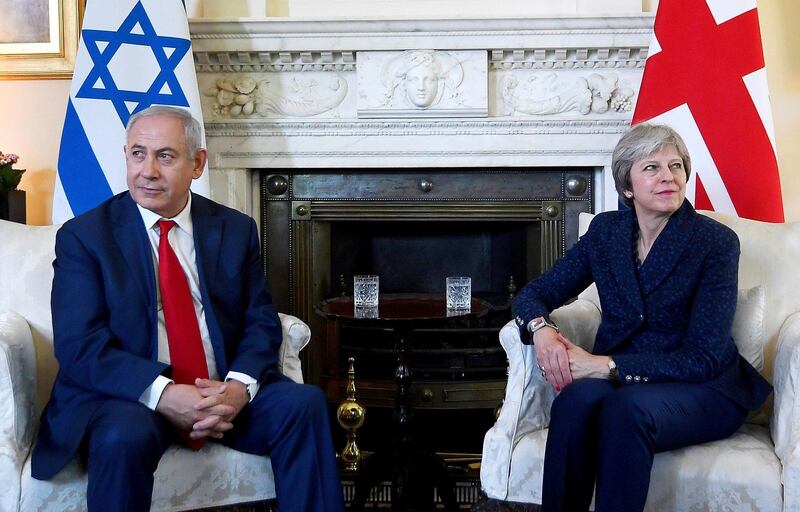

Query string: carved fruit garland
205 75 348 118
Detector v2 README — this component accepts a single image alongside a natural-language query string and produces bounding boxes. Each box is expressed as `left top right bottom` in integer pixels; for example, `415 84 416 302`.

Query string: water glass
353 275 379 307
446 276 471 311
354 306 379 319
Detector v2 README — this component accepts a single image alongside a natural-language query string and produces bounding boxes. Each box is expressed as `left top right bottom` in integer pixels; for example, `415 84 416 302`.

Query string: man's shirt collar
136 193 194 236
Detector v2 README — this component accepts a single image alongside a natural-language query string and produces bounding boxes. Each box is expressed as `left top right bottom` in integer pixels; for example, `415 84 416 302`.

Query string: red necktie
158 220 208 450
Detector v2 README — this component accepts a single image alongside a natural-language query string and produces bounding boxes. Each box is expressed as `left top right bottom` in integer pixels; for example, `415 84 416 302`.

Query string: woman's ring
538 364 546 377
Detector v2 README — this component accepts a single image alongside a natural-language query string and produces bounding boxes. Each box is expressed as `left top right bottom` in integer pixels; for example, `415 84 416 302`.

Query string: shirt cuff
138 375 174 411
225 371 260 402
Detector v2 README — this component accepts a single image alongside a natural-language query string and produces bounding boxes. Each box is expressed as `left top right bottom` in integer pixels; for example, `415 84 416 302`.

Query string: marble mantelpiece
189 16 654 220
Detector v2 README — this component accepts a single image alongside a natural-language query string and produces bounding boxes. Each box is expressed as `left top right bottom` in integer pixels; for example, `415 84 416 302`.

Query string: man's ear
192 148 208 179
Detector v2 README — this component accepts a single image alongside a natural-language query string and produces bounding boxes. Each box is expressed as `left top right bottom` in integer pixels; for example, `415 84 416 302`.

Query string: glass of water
446 276 471 312
353 275 379 307
354 306 379 319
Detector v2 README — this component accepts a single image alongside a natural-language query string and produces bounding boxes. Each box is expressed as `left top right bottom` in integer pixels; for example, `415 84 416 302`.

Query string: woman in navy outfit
512 124 772 512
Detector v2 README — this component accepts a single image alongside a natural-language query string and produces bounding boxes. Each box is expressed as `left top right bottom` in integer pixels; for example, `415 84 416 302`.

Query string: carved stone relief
499 72 635 116
357 50 488 118
202 74 349 118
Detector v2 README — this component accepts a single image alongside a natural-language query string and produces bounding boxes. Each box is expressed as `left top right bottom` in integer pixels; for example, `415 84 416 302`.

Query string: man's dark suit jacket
513 200 771 412
32 192 282 480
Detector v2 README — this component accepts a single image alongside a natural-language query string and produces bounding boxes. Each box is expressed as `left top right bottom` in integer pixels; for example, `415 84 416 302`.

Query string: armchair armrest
772 310 800 511
480 299 601 499
277 313 311 384
0 311 37 511
550 298 601 352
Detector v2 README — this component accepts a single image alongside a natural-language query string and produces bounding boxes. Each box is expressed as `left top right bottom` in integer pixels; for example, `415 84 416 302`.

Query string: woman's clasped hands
534 329 612 391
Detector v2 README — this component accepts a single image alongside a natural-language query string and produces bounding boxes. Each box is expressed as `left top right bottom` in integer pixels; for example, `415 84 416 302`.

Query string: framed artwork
0 0 84 79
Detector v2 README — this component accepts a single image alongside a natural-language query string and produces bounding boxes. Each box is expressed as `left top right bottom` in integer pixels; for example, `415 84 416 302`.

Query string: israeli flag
54 0 209 223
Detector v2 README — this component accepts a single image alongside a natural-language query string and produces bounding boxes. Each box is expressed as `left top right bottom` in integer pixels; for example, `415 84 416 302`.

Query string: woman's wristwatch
527 318 559 335
527 318 559 345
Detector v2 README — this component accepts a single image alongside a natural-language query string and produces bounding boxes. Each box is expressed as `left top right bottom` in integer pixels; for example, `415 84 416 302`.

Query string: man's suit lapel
111 194 157 313
191 194 222 286
190 194 228 374
638 201 696 296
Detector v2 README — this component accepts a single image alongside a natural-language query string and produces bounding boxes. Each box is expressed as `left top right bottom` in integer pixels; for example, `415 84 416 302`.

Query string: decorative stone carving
489 48 647 70
501 72 635 116
357 50 488 118
194 51 357 73
203 75 348 118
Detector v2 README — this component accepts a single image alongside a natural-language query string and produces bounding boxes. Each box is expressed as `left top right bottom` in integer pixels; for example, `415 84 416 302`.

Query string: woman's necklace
637 236 650 266
633 226 644 269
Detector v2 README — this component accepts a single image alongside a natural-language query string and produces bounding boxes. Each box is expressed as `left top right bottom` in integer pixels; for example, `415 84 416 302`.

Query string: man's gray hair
611 123 692 208
126 106 203 156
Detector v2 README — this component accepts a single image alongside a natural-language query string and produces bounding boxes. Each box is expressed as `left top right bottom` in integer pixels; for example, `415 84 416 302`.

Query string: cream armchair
0 219 311 512
480 212 800 511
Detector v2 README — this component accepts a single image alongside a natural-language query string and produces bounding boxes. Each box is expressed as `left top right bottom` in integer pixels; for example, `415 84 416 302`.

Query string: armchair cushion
277 313 311 384
731 285 767 372
772 312 800 511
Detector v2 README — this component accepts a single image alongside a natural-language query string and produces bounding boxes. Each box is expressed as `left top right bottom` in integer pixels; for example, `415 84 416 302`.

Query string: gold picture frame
0 0 84 80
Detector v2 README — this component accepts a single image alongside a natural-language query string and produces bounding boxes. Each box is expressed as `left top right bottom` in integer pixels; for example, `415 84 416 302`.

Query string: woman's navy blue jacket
512 200 771 411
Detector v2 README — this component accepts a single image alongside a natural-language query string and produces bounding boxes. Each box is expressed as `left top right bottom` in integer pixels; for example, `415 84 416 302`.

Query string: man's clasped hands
155 378 250 440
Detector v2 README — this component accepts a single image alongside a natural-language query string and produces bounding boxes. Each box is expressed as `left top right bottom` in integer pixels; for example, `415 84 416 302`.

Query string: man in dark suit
31 106 345 512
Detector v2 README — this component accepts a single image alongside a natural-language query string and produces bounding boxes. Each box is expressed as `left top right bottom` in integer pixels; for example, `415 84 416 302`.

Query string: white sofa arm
480 299 601 499
0 311 37 512
771 310 800 512
277 313 311 384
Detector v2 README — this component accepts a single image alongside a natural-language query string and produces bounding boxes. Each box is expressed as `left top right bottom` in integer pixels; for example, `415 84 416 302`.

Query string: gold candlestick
337 357 366 471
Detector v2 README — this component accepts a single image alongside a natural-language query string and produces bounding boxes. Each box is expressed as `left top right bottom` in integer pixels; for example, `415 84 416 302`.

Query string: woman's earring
624 191 633 199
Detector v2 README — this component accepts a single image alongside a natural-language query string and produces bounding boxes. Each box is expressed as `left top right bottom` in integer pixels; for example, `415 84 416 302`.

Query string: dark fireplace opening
330 221 536 303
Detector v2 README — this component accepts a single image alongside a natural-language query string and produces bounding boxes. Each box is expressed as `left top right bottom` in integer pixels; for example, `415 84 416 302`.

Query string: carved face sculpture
402 55 441 108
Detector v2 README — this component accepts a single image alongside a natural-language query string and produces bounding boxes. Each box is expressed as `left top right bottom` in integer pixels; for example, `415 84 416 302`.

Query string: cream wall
0 0 797 225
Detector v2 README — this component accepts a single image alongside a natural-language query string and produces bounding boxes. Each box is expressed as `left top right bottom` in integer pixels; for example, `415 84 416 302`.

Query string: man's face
125 114 206 218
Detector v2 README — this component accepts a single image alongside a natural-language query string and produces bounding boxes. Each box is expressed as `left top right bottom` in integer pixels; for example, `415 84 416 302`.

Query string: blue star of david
76 1 191 127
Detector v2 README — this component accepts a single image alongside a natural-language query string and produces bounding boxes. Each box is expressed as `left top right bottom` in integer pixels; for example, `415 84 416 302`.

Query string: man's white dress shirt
136 195 259 409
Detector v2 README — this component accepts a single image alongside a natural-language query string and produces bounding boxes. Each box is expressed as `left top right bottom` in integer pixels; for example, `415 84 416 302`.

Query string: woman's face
627 145 687 219
404 65 439 108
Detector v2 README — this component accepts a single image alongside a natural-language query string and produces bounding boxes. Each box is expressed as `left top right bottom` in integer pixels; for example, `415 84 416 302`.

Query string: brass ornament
337 357 366 471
